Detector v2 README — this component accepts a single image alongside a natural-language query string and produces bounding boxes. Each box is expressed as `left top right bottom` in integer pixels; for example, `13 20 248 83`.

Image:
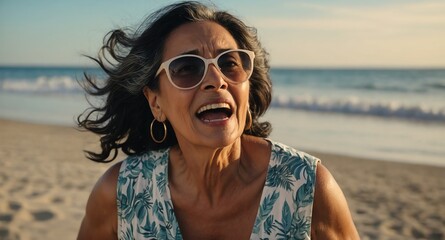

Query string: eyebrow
179 48 233 56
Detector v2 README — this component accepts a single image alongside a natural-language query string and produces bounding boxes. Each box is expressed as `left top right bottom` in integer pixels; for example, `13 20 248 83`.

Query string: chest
171 185 264 240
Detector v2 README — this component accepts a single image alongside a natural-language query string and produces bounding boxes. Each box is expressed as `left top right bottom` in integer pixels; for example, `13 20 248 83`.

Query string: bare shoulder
241 135 271 169
77 161 122 240
311 163 360 240
242 135 271 158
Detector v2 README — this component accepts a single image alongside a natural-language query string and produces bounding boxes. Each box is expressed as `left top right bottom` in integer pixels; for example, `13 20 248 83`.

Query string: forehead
162 21 238 60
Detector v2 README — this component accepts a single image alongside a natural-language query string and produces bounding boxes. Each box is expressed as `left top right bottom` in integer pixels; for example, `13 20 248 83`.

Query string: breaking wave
0 76 83 93
271 95 445 123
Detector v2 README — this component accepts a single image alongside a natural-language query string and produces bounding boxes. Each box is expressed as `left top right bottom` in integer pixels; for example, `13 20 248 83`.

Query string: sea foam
0 76 82 93
271 95 445 123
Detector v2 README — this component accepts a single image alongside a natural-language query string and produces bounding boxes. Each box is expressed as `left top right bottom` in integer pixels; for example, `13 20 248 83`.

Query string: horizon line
1 64 445 70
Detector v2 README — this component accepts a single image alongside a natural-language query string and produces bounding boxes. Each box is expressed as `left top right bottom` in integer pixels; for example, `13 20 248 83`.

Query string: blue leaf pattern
156 172 167 196
264 215 274 235
117 140 319 239
253 191 279 234
266 164 294 191
274 201 292 238
137 220 158 238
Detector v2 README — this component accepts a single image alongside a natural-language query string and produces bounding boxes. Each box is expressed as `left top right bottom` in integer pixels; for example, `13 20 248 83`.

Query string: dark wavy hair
77 1 272 162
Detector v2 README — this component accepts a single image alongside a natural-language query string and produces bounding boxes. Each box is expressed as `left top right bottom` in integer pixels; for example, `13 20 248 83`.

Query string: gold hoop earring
150 119 167 144
245 109 252 130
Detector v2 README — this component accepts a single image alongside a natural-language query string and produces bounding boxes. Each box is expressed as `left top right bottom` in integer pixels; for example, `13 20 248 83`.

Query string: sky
1 0 444 68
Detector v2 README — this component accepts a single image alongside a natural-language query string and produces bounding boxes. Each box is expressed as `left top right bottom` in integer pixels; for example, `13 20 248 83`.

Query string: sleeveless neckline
117 139 319 239
161 139 273 237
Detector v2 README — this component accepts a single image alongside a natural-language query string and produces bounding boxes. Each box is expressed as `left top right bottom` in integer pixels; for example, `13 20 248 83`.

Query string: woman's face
147 21 250 149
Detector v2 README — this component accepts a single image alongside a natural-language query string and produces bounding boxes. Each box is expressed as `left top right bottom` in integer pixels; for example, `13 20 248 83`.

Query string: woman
77 1 359 239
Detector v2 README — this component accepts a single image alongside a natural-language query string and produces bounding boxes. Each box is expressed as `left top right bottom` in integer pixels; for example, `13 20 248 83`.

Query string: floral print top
117 140 319 239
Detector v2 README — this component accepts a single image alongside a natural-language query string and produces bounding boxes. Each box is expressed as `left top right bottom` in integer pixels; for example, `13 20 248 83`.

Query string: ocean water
1 66 444 166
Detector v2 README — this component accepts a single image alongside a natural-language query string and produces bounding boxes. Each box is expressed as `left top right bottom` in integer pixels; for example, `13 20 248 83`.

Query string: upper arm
77 162 122 240
311 163 360 240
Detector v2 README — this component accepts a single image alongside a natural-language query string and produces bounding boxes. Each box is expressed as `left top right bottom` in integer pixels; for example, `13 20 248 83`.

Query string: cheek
233 85 250 117
157 81 184 112
238 84 250 106
160 91 194 122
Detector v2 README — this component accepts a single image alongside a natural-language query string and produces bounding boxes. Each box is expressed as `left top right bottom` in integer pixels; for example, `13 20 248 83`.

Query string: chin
200 130 242 149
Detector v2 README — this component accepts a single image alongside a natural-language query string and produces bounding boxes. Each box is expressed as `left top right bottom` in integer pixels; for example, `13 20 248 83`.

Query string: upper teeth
197 103 230 114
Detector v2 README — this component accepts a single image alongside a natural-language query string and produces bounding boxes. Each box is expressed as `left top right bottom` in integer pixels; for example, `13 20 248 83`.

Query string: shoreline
4 116 445 168
0 119 444 239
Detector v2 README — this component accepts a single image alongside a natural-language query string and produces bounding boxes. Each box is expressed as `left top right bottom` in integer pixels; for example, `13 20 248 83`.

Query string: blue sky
1 0 444 67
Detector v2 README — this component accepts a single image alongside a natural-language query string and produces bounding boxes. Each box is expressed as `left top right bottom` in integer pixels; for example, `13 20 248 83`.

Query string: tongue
199 111 229 122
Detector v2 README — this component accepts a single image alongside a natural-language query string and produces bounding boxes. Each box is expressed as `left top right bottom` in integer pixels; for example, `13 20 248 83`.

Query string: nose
200 63 228 90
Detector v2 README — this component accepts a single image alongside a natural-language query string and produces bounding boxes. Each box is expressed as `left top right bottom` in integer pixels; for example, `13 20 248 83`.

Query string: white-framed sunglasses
155 49 255 90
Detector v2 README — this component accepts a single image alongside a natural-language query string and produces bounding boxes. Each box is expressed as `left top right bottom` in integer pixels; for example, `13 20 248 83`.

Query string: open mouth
196 103 233 123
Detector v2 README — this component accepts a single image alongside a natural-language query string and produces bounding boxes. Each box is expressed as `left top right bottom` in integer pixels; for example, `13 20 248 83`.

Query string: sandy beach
0 119 443 240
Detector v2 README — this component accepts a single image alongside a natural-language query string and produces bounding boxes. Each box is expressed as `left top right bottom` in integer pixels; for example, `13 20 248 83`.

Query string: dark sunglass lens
169 57 205 88
217 51 252 82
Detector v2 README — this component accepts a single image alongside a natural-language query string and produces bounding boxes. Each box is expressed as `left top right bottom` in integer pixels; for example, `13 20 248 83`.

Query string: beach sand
0 119 443 239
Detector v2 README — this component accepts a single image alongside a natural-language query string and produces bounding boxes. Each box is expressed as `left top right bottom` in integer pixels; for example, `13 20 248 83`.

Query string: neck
169 137 245 204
